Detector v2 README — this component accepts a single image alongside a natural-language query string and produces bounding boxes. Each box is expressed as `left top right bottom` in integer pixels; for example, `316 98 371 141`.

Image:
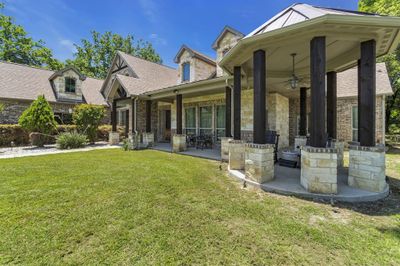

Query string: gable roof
246 3 382 38
0 61 106 105
337 62 392 98
174 45 216 65
49 66 86 81
212 26 244 50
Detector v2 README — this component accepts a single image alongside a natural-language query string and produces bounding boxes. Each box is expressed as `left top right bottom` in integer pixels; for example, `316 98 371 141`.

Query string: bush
73 104 105 144
18 95 57 147
56 132 87 149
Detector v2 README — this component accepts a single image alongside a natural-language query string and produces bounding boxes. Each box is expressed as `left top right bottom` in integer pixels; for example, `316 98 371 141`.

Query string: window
222 48 230 57
182 62 190 82
185 107 196 135
352 106 358 141
54 113 73 124
117 87 127 98
216 105 225 140
199 106 212 136
65 77 76 93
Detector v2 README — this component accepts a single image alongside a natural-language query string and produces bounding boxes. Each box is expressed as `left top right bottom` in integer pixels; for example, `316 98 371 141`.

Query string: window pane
185 107 196 128
200 106 212 129
216 105 225 129
182 63 190 81
352 106 358 129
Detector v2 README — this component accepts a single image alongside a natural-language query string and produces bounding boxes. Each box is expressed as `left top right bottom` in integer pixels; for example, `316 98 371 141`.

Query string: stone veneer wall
136 100 158 138
215 31 242 77
0 99 110 124
52 69 83 102
288 96 385 146
176 50 215 83
162 90 289 149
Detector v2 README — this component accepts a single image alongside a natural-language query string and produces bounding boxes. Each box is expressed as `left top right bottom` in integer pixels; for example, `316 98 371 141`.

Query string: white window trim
351 105 358 142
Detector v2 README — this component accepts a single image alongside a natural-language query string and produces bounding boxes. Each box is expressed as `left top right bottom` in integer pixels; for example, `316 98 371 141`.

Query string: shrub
0 103 4 113
18 95 57 147
0 124 30 146
56 132 87 149
73 104 105 144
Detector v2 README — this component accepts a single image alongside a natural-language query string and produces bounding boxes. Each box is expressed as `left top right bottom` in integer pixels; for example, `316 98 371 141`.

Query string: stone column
220 137 233 162
331 140 345 168
142 132 154 147
301 147 338 194
348 145 386 192
172 134 186 152
245 143 274 183
228 140 246 170
109 132 120 145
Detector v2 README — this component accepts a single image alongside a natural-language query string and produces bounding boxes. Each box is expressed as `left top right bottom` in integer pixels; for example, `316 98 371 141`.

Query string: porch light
290 75 299 89
173 89 179 94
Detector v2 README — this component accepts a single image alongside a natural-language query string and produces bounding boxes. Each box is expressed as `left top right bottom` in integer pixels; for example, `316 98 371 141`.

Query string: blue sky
3 0 358 67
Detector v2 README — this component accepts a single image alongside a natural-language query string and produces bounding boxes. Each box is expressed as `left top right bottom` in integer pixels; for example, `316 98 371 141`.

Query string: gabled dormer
49 66 85 102
174 45 216 84
212 26 244 77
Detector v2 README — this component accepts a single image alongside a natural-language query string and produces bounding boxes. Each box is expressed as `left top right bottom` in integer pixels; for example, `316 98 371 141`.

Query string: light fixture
289 53 299 90
173 89 179 94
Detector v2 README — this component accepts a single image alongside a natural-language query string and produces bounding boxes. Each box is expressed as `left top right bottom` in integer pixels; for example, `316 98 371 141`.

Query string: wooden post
359 40 376 146
310 36 326 148
327 72 337 139
131 98 135 134
233 66 241 140
299 87 307 136
112 99 117 132
146 100 151 133
176 94 183 135
125 110 129 137
253 49 266 144
225 87 232 137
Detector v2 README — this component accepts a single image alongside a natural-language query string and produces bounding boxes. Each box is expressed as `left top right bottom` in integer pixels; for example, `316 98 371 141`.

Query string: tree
359 0 400 133
18 95 57 146
0 3 63 70
66 31 162 79
73 104 105 144
0 103 4 113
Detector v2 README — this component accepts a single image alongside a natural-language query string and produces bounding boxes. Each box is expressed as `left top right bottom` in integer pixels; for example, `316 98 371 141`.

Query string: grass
0 149 400 265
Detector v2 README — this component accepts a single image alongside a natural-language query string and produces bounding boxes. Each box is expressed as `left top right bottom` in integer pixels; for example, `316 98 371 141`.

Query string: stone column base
172 134 187 152
109 132 120 145
228 140 246 170
142 132 154 148
348 145 386 192
245 143 275 183
220 137 233 162
301 146 338 194
331 140 345 167
294 136 307 152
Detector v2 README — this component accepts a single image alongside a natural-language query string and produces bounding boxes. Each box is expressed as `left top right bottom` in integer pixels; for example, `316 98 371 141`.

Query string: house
0 62 107 124
102 3 400 200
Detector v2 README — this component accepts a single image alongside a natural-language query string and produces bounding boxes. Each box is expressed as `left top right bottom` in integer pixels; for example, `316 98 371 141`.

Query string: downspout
382 95 386 145
134 97 138 134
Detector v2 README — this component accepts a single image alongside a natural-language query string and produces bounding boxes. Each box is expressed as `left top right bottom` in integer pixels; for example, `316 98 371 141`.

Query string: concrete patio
152 142 221 161
229 166 389 203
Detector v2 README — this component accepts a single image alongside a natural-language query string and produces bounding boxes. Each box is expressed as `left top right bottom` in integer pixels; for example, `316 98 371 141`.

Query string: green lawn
1 149 400 265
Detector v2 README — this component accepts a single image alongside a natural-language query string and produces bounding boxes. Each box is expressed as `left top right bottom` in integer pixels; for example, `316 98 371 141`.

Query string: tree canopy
65 31 162 79
0 3 63 70
359 0 400 134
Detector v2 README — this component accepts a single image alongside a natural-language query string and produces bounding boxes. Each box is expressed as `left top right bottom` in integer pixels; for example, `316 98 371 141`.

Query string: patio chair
186 134 196 147
265 130 279 164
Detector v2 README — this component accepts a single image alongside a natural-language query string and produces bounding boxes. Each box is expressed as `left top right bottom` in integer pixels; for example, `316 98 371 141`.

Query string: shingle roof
338 62 392 98
0 61 106 105
246 3 382 38
118 52 178 92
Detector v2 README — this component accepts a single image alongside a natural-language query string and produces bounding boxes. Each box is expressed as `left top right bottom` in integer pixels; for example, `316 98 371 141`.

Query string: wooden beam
299 87 307 136
112 99 117 132
225 87 232 137
253 49 266 144
233 66 241 140
327 72 337 139
146 100 152 133
131 99 136 134
125 110 129 137
310 36 327 148
359 40 376 146
176 94 183 135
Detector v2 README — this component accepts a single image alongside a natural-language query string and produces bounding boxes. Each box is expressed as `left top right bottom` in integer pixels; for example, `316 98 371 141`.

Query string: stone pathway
0 142 120 159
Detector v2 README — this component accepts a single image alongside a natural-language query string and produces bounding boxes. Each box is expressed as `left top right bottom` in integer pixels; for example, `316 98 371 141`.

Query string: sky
2 0 359 67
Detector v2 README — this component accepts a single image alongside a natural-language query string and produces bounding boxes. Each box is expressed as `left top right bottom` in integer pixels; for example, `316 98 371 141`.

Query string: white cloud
59 39 76 53
138 0 158 23
149 33 167 45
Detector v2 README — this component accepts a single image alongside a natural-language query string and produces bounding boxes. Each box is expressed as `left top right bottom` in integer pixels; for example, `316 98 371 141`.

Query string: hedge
0 124 125 147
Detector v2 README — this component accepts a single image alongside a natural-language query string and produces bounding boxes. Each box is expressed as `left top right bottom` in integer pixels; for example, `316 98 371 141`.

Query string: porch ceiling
221 14 400 82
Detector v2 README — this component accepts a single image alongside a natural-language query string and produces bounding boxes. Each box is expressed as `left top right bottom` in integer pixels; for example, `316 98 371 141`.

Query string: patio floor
229 166 389 203
152 142 221 161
